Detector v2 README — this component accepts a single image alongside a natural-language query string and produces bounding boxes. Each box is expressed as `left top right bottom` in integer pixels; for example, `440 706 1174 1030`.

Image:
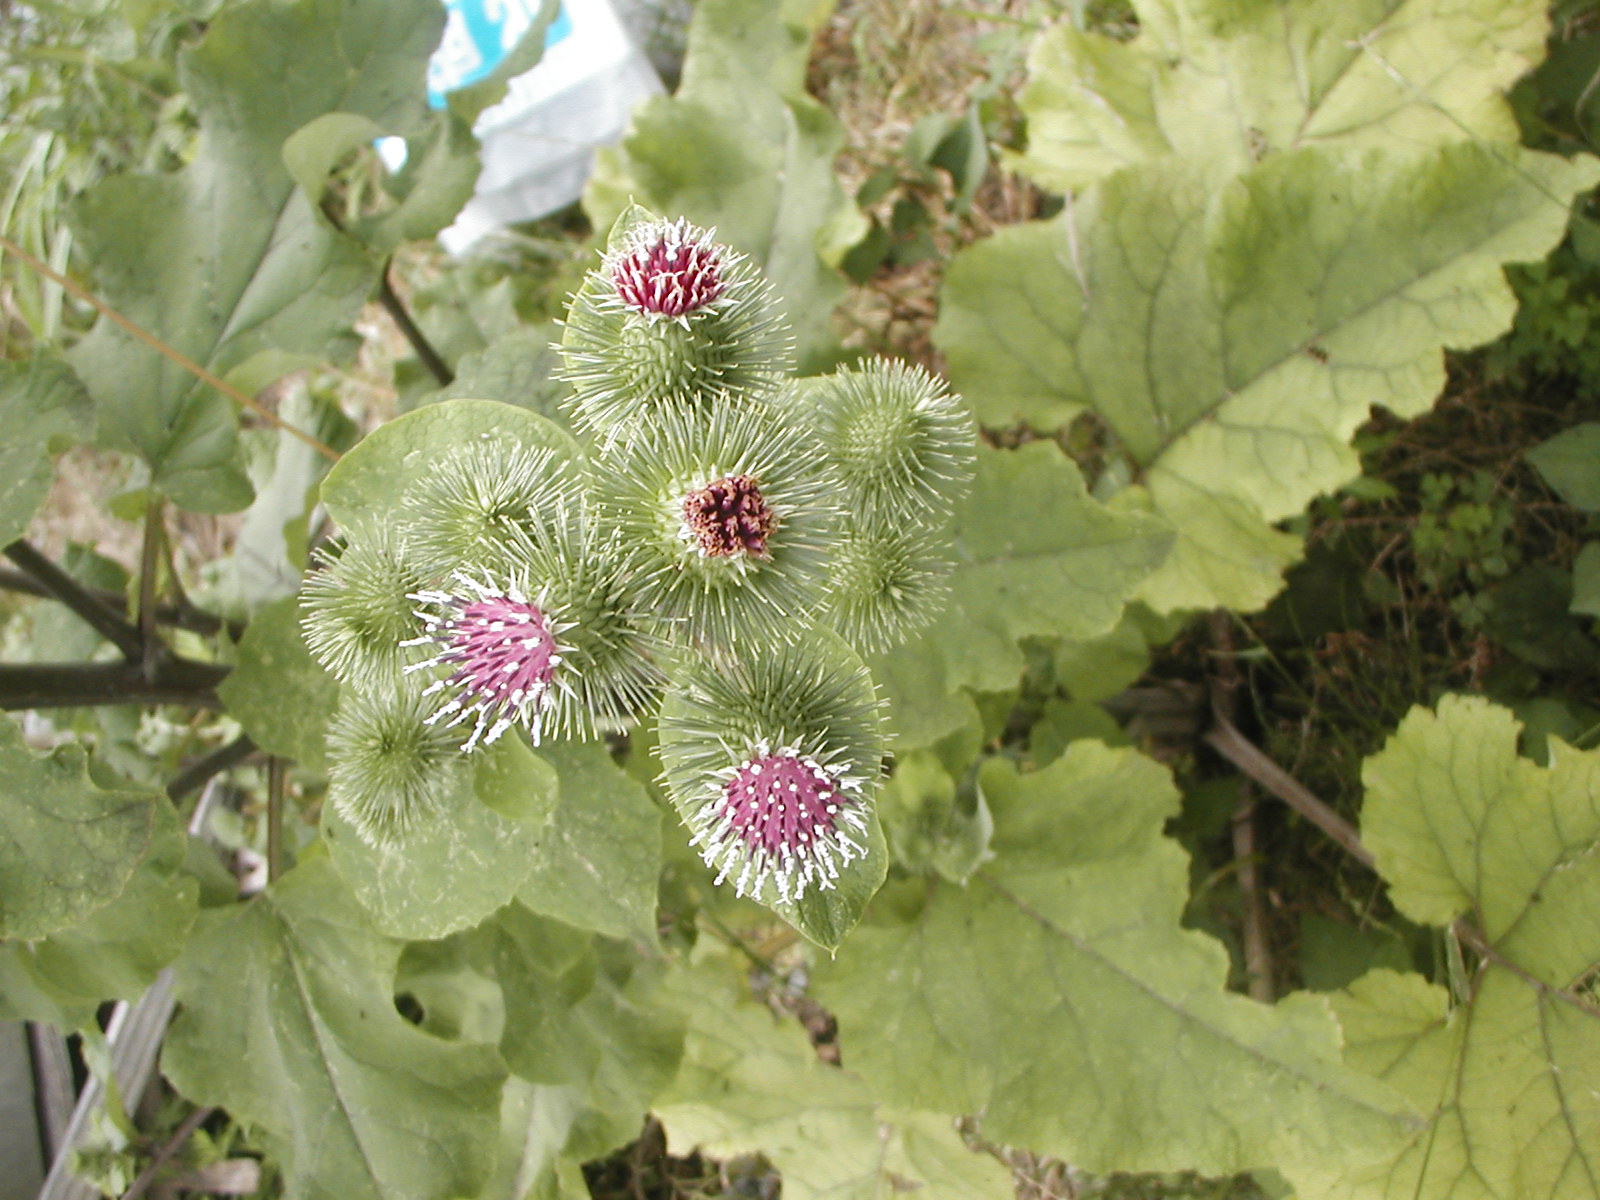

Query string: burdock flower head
404 505 662 750
591 404 836 646
611 216 727 319
656 631 887 932
560 206 793 436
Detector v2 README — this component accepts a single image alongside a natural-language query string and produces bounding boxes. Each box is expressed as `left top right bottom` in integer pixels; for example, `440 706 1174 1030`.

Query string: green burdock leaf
66 0 450 512
0 356 92 545
1013 0 1548 191
282 108 479 254
937 143 1598 612
877 443 1169 747
411 326 572 423
324 737 556 941
813 740 1418 1184
319 399 580 530
1320 695 1600 1199
471 1080 591 1200
586 0 865 371
0 717 163 940
518 741 662 942
0 795 196 1030
657 955 1014 1200
948 443 1172 679
163 857 506 1200
1528 422 1600 513
217 595 340 770
489 906 684 1151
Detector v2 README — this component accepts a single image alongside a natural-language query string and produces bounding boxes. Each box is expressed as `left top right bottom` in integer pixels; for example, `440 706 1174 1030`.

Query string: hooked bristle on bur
820 521 954 654
326 685 468 849
399 438 580 575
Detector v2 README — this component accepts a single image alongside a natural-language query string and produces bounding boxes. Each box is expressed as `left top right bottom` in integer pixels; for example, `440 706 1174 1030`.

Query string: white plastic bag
428 0 663 252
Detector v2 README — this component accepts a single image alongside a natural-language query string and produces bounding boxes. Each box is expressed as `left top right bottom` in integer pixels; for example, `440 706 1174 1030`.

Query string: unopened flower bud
399 437 581 575
821 521 953 654
326 685 467 848
808 358 975 522
301 525 431 689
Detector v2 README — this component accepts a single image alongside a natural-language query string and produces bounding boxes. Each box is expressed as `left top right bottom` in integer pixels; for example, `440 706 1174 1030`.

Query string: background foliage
4 1 1600 1198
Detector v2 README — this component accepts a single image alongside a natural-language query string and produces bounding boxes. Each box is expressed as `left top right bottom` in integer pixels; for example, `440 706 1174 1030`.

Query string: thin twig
167 733 257 801
1231 785 1273 1002
118 1106 216 1200
4 539 145 661
1204 716 1600 1021
0 567 236 638
1203 715 1375 870
1208 613 1275 1001
378 261 454 386
0 659 228 711
0 233 339 461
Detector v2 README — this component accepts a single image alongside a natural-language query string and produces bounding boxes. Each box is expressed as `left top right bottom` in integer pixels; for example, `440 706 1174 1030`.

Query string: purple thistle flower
610 218 727 320
402 571 575 750
679 473 778 559
690 741 870 902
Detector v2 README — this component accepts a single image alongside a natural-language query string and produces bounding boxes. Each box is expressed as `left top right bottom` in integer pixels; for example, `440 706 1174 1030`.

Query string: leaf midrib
978 869 1420 1133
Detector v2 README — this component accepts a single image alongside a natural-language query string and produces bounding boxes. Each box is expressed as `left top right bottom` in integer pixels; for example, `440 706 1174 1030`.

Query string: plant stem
1203 715 1375 870
0 660 229 711
4 539 146 661
379 261 455 386
167 733 257 801
117 1105 216 1200
0 567 235 638
1208 612 1275 1002
0 233 340 460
